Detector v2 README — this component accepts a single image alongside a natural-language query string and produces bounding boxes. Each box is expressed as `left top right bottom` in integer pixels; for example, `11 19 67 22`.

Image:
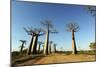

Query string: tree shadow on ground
12 54 45 66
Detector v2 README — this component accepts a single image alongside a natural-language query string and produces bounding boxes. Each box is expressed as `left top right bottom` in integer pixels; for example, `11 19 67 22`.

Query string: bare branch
66 22 80 32
41 20 53 29
38 41 44 45
50 29 58 33
85 6 96 16
40 32 46 36
24 27 43 35
24 27 34 35
49 41 53 44
19 40 26 44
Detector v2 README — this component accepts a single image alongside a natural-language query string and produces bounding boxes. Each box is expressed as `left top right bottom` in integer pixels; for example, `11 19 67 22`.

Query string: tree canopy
89 42 96 50
66 22 80 32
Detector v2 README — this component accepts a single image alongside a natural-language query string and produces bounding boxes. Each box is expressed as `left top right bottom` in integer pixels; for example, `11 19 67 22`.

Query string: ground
15 53 96 66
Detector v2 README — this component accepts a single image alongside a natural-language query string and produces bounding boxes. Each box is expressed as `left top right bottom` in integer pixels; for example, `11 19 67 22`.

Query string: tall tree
24 27 36 55
53 43 57 53
42 45 44 53
49 41 53 54
89 42 96 50
37 41 44 54
41 20 58 55
31 28 44 54
85 6 96 16
19 40 26 53
66 22 80 54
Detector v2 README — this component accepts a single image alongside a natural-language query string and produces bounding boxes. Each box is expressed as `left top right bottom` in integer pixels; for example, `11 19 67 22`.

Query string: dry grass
15 53 95 66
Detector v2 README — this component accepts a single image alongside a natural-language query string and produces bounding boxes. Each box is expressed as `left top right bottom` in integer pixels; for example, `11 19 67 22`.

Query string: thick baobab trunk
20 43 24 53
54 44 56 53
27 35 34 55
31 35 38 54
44 30 49 55
38 43 41 53
49 43 51 54
72 30 77 54
42 45 44 53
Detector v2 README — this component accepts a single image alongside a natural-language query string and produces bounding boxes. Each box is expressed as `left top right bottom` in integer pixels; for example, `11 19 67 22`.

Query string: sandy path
17 53 95 66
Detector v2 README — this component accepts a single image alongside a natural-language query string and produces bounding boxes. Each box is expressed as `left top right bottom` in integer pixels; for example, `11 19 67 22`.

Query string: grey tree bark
24 27 44 55
72 30 77 54
37 42 44 54
31 35 38 54
27 35 34 55
19 40 26 54
41 20 57 55
48 41 53 54
54 44 56 53
20 43 24 53
38 43 41 53
66 22 79 55
44 29 49 55
49 43 52 54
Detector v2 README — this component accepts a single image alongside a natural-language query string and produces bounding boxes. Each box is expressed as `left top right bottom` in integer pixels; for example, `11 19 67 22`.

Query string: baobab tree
37 41 44 54
41 20 58 55
53 43 57 53
42 45 45 53
24 27 36 55
89 42 96 50
31 28 44 54
66 22 80 54
49 41 53 54
19 40 26 53
85 6 96 16
24 27 44 55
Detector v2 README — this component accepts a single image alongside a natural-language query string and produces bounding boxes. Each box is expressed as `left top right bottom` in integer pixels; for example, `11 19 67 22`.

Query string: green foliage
57 50 95 55
89 42 96 50
85 6 96 16
66 22 80 32
77 50 85 54
12 49 27 62
77 50 96 55
65 51 72 55
12 51 20 60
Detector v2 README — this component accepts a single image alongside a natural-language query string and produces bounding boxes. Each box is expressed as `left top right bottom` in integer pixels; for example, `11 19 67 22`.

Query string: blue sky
12 1 96 51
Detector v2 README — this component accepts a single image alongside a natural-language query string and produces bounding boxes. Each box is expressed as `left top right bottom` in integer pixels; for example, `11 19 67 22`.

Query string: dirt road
17 53 95 66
